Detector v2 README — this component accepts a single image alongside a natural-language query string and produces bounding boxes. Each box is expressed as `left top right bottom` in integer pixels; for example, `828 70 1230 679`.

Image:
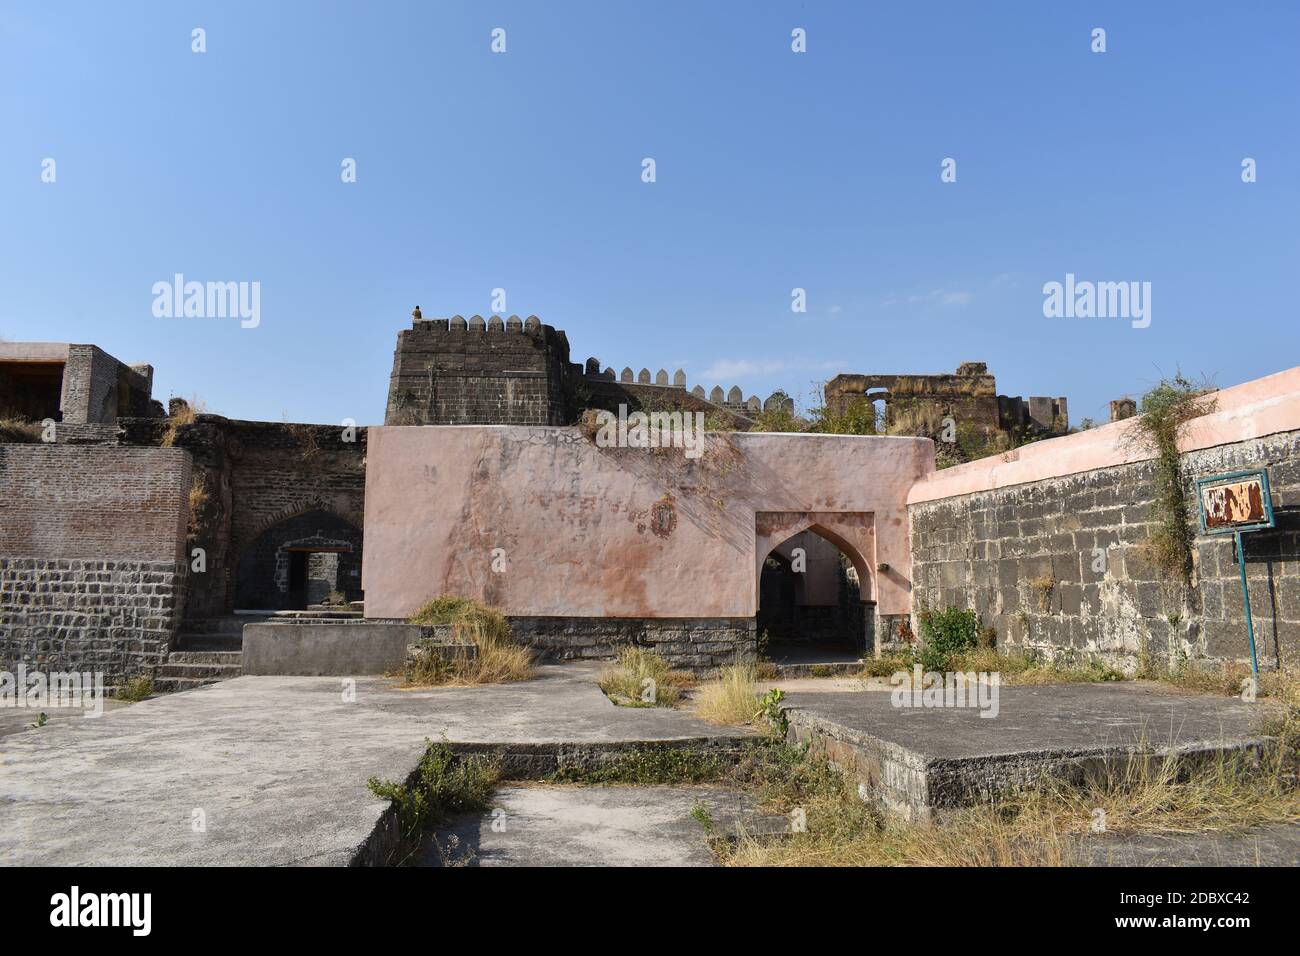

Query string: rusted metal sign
1196 469 1274 534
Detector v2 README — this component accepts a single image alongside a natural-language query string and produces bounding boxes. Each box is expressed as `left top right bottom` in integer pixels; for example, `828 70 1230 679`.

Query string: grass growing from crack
597 646 694 707
857 647 1125 685
405 597 534 686
115 674 154 702
548 746 732 785
367 739 500 865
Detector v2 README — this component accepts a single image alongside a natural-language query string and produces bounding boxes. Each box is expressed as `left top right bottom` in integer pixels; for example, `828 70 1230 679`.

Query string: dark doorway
757 529 867 661
287 551 308 604
234 509 362 611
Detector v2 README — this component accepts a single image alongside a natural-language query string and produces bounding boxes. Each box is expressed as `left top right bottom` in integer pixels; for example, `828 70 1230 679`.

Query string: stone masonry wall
508 616 757 670
385 316 575 426
910 429 1300 671
123 417 367 619
0 444 191 682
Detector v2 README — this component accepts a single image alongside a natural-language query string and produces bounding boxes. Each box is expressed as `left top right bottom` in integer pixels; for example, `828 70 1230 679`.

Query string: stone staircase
156 607 365 692
155 615 263 693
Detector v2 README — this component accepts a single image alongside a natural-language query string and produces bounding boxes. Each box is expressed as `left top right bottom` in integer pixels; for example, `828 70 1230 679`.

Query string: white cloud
897 288 974 306
700 358 788 380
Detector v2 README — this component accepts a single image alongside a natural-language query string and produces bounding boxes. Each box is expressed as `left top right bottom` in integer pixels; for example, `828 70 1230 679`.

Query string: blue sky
2 1 1297 425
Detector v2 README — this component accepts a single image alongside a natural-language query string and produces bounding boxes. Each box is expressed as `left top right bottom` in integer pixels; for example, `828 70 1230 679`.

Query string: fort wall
908 366 1300 669
0 444 191 682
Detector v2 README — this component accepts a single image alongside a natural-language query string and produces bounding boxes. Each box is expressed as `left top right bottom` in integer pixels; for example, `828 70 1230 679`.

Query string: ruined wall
908 367 1300 670
145 417 367 618
0 445 190 682
59 345 153 424
385 314 575 425
826 362 1068 446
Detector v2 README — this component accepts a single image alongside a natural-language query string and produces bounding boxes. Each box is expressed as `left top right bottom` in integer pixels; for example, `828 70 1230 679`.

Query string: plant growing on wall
1029 573 1056 612
1127 374 1216 583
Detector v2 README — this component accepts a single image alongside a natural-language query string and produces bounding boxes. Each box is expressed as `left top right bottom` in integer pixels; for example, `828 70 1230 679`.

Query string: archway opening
234 509 362 611
757 528 868 664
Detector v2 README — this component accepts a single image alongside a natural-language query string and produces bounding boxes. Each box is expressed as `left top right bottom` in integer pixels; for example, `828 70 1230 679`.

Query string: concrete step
272 609 364 620
152 675 225 693
186 614 271 636
173 633 243 653
158 661 242 680
767 659 865 679
168 650 242 666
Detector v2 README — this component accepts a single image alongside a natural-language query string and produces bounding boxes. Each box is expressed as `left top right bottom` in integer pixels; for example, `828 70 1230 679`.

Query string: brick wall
909 430 1300 670
140 417 366 618
58 345 153 424
0 444 190 681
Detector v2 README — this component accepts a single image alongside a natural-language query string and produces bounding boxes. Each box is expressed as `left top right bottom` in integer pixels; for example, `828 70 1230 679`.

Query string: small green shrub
755 688 788 734
917 607 981 671
116 674 154 702
367 739 500 865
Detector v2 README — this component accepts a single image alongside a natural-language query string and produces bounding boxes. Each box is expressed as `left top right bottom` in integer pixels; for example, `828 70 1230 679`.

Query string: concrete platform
0 665 750 866
420 784 777 867
240 620 448 676
783 681 1275 822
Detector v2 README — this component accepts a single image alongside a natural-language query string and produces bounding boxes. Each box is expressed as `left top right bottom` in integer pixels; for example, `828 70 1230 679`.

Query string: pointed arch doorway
755 512 876 663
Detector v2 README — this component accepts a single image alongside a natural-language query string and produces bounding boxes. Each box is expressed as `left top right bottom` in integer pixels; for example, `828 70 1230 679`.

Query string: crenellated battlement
385 308 575 426
580 357 792 420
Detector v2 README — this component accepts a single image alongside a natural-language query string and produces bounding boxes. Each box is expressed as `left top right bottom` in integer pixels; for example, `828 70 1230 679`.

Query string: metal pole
1235 530 1261 684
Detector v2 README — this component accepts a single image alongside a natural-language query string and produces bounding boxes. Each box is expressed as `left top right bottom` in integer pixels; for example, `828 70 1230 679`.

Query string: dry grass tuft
405 597 534 686
598 646 694 707
0 416 43 444
187 474 210 537
694 663 763 725
160 396 205 447
725 739 1299 867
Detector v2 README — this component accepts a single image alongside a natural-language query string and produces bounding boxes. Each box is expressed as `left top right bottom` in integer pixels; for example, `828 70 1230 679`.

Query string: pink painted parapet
362 427 933 620
908 365 1300 505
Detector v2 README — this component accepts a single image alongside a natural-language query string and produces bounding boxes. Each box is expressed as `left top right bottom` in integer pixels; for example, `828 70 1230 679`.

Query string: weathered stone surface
909 429 1300 670
784 682 1274 823
509 616 756 670
0 664 752 866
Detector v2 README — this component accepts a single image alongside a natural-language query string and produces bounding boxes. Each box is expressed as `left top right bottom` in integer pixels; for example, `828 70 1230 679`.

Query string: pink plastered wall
908 365 1300 505
362 427 933 620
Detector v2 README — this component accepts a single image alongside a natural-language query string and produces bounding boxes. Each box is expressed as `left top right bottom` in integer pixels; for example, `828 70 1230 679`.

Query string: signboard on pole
1196 469 1274 535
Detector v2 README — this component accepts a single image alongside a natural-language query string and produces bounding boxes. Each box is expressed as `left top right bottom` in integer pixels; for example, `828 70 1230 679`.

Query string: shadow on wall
234 509 362 610
1237 504 1300 668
